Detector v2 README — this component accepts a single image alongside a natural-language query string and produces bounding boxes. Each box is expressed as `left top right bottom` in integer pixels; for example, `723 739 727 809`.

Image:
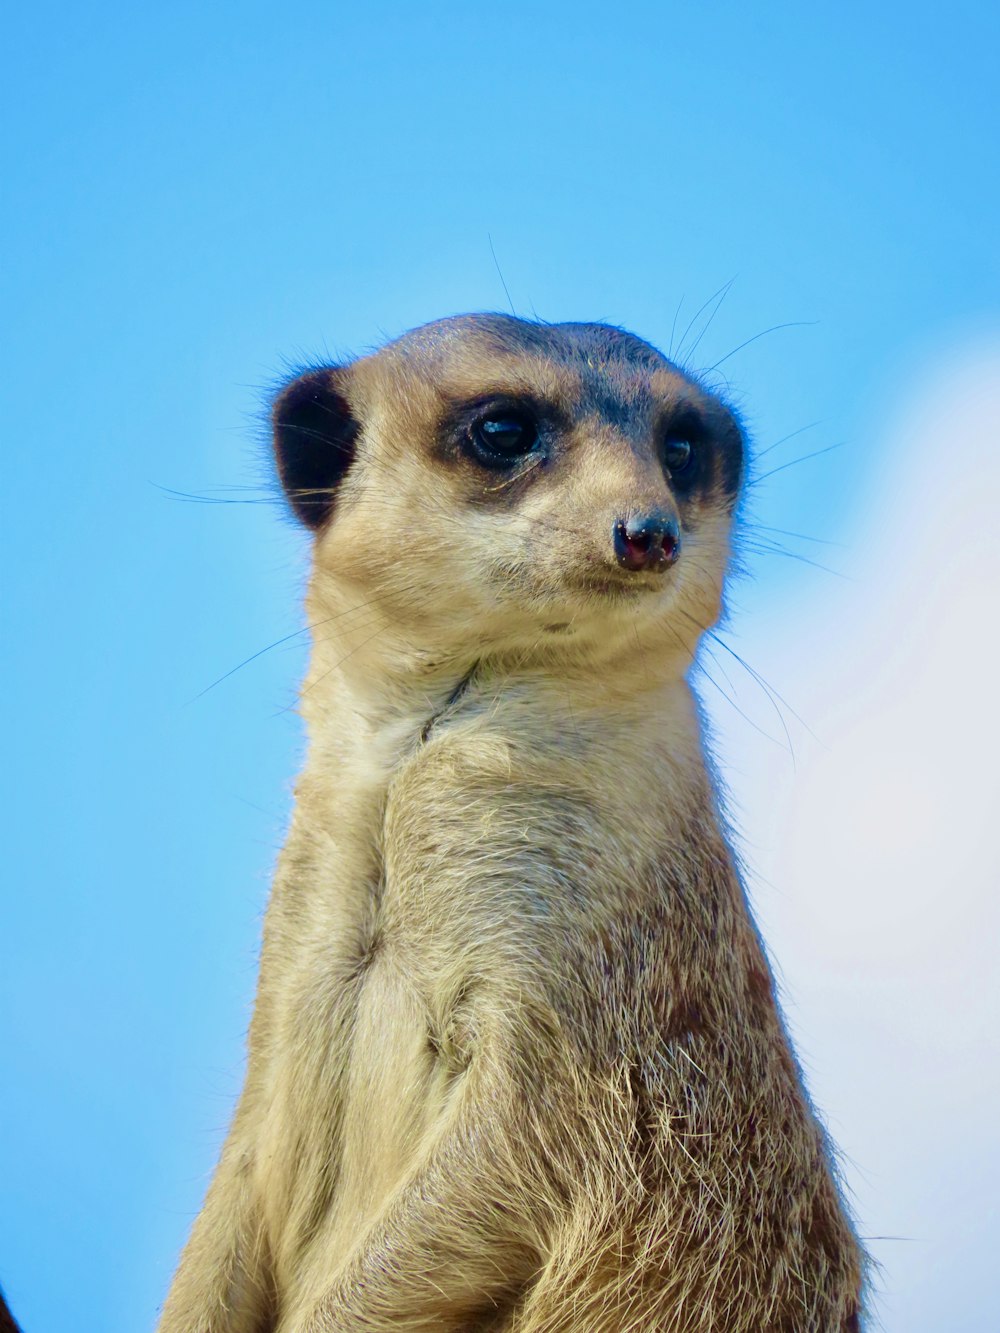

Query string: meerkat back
159 314 865 1333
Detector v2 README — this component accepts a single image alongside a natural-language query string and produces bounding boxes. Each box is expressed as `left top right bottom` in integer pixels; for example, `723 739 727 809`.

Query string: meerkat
158 314 866 1333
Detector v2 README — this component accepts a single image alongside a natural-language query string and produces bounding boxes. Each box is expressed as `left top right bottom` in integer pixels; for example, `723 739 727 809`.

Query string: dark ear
271 367 360 530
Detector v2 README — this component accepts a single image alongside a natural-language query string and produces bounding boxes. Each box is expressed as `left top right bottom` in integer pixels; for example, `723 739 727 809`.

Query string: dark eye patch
658 401 744 506
437 392 566 474
658 406 708 495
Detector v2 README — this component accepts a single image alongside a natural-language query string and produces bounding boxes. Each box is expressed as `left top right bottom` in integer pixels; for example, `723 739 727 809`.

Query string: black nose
613 513 681 572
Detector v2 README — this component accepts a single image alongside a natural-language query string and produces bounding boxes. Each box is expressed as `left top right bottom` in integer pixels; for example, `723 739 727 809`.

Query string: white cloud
708 339 1000 1331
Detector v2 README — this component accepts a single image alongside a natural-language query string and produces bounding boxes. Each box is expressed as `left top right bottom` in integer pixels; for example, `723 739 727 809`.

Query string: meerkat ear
272 367 360 530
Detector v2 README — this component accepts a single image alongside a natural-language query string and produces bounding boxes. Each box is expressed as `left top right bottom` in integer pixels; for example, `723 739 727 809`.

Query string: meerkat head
272 315 744 680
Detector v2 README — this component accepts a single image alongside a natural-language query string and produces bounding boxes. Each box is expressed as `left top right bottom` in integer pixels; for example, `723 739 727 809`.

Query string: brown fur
158 315 865 1331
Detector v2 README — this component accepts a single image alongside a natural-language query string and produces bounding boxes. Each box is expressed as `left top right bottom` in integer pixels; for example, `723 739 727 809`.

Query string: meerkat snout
613 511 681 572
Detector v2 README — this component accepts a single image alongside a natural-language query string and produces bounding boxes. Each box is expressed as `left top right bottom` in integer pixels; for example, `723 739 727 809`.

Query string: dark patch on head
272 367 359 529
844 1312 862 1333
389 314 672 402
470 318 672 429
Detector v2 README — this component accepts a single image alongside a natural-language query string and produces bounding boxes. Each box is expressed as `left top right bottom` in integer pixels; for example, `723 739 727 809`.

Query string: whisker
703 321 818 374
668 294 685 361
190 581 432 702
152 483 280 507
683 280 737 365
696 646 806 745
488 233 517 316
678 609 802 761
752 421 821 463
188 625 313 702
675 279 737 366
284 621 397 714
738 539 848 579
708 628 815 755
746 523 844 548
750 442 844 487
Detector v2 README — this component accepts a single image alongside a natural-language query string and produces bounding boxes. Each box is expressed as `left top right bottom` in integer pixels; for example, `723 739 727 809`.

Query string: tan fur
159 316 865 1332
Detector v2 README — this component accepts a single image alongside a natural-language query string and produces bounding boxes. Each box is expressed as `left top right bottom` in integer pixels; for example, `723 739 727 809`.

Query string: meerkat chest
289 674 700 1027
372 688 689 982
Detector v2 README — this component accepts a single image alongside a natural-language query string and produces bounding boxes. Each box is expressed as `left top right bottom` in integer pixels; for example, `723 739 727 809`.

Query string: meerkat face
272 315 744 674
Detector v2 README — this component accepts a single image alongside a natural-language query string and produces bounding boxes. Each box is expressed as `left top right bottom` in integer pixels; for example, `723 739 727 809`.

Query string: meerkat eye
469 413 540 468
663 438 693 474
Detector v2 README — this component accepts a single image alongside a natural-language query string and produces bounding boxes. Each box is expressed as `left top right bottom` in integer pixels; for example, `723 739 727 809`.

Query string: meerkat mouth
574 570 668 600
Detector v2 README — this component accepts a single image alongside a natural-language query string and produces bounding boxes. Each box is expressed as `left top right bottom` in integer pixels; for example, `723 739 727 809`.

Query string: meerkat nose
613 513 681 572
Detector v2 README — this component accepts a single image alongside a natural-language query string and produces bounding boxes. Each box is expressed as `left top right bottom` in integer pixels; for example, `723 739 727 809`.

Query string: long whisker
708 628 816 753
279 621 395 715
675 279 736 366
747 523 844 548
190 580 432 702
152 483 280 507
683 280 737 365
488 233 517 316
668 294 685 361
750 442 844 487
738 539 848 579
703 321 818 373
188 625 314 702
752 421 821 464
696 645 791 748
678 608 801 760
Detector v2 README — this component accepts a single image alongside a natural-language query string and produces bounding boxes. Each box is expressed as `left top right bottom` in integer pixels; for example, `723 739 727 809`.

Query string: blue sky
2 3 998 1330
